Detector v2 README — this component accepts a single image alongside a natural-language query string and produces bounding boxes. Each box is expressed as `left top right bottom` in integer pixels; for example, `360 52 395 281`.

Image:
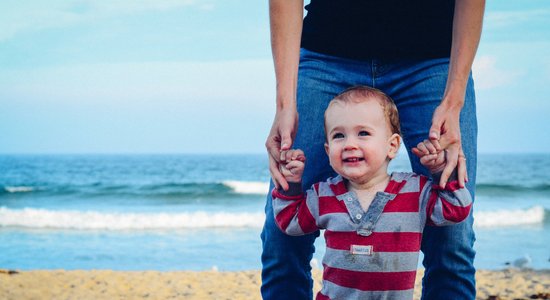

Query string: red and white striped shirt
272 172 472 300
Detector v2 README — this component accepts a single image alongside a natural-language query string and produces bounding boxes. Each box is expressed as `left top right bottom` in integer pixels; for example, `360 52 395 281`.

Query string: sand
1 268 548 300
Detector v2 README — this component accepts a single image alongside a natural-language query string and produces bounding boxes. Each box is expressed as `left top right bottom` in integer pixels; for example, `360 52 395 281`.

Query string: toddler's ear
387 133 401 159
324 142 330 155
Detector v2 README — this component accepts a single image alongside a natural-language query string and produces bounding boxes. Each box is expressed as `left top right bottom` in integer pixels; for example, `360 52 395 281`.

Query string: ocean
1 153 549 271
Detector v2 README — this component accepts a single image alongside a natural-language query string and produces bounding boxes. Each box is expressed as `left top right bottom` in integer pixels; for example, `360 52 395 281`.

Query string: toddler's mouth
343 157 364 163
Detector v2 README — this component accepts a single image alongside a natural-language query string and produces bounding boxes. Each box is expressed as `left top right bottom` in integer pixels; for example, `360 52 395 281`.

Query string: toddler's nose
343 138 358 150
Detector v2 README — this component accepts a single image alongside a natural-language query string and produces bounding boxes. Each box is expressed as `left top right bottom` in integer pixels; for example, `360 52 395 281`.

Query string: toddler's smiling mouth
343 157 364 163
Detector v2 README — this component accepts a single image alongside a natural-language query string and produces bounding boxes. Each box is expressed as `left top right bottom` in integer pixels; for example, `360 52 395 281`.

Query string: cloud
485 8 550 29
0 59 275 110
472 56 523 90
82 0 197 14
0 0 209 41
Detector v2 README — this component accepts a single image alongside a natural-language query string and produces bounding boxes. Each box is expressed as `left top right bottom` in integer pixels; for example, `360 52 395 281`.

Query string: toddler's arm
422 178 472 226
414 140 472 225
272 149 319 236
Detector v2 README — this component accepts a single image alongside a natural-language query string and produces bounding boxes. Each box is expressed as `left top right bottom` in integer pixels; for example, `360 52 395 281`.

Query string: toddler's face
324 98 399 184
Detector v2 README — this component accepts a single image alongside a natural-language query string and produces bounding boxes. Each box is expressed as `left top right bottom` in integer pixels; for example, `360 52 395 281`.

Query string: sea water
0 154 549 271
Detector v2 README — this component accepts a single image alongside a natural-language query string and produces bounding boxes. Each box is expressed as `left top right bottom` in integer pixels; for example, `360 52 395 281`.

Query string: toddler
272 86 472 299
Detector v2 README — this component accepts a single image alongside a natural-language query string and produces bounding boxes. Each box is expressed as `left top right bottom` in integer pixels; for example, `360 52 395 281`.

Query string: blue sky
1 0 549 154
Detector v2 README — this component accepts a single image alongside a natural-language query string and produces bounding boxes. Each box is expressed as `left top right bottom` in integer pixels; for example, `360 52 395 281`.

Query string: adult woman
262 0 485 299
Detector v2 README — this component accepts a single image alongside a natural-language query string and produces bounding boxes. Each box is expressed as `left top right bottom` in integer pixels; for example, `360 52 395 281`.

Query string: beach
1 268 549 300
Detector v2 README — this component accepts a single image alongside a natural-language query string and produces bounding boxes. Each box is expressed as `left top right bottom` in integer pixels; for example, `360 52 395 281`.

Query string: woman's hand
265 107 298 190
429 99 468 188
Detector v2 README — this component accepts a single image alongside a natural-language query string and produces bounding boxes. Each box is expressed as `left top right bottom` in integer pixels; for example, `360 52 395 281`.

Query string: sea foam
0 207 264 230
222 181 269 195
0 206 546 230
474 206 546 228
4 186 35 193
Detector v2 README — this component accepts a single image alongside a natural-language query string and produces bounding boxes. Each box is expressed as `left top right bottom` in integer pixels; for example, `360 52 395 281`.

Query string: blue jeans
261 48 477 299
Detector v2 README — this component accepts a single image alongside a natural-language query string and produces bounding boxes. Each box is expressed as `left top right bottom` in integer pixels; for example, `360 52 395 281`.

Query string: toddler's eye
332 133 344 139
358 131 370 136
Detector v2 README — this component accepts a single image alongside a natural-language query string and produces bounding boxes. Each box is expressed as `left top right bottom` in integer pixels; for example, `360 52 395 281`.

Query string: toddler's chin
343 174 362 183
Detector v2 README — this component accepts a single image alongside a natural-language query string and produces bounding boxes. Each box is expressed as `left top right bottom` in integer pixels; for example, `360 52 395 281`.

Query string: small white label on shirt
350 245 373 255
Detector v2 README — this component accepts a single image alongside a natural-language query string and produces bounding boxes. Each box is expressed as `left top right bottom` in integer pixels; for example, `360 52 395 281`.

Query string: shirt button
346 196 353 202
355 214 362 220
358 229 372 236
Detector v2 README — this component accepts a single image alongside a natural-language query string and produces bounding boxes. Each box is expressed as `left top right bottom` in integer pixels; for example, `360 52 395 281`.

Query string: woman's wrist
276 101 296 111
441 87 466 110
442 76 468 106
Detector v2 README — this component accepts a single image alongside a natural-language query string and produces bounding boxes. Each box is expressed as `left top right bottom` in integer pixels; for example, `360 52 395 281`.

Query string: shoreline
1 269 549 299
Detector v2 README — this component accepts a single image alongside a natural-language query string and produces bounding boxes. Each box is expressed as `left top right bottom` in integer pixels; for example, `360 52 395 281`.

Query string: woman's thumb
280 131 293 151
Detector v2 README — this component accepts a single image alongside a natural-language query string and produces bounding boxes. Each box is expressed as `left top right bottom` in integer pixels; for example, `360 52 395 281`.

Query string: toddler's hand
412 139 446 174
279 149 306 183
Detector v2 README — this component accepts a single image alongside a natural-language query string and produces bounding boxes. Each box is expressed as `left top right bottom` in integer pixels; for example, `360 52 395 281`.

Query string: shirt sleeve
271 182 320 236
420 172 473 227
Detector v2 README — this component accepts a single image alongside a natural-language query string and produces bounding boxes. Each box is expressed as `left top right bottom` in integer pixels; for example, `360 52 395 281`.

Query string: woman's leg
378 58 478 299
261 49 373 299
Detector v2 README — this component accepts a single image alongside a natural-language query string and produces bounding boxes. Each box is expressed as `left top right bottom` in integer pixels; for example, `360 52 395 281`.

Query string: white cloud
485 8 550 29
85 0 197 14
0 59 275 111
198 3 216 11
0 0 207 41
472 56 523 90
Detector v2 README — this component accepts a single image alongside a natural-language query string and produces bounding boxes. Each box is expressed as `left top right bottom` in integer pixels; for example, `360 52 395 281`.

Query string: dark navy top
301 0 455 60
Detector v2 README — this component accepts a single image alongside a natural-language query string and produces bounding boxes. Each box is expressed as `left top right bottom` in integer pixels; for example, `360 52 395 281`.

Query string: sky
0 0 549 154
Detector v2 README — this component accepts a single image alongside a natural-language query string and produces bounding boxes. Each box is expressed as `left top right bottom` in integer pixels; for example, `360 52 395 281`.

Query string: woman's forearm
443 0 486 109
269 0 304 111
